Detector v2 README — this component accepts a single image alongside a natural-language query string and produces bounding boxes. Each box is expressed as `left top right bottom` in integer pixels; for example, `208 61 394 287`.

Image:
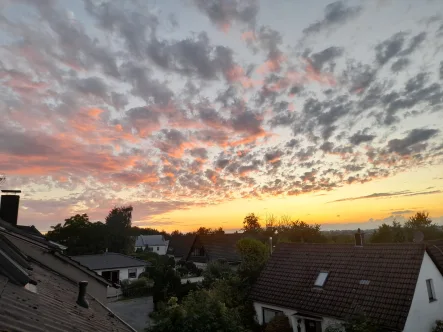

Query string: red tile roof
250 243 426 331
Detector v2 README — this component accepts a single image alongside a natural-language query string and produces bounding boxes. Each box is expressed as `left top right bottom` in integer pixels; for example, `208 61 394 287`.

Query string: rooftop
0 263 133 332
196 233 265 263
0 232 133 332
134 235 168 247
71 253 150 271
167 234 196 258
250 242 426 331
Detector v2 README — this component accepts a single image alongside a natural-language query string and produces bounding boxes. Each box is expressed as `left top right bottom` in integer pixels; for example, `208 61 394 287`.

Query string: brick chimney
0 190 21 226
355 228 364 246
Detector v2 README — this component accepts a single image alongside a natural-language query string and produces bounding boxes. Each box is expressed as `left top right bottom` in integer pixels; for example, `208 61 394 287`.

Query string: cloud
331 189 442 203
308 46 344 71
391 210 414 215
387 128 439 155
403 190 442 197
303 1 362 35
349 131 376 145
193 0 259 31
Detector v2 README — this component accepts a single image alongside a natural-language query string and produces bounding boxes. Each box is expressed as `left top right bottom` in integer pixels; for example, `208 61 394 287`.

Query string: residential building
134 234 169 255
167 234 196 261
0 215 118 303
250 233 443 332
0 231 134 332
186 233 265 268
71 252 149 283
0 192 135 331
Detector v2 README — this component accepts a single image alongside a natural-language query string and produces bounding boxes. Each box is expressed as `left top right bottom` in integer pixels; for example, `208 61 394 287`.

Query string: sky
0 0 442 233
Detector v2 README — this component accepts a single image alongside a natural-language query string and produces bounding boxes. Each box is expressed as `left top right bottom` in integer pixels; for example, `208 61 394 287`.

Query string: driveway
108 296 153 332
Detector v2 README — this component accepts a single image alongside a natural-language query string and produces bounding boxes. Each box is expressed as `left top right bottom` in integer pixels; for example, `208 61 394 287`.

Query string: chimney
76 281 89 308
355 228 364 246
0 190 21 226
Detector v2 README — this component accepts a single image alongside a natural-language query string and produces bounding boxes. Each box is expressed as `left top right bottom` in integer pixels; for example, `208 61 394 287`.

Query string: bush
264 315 292 332
177 266 189 277
433 320 443 332
325 325 344 332
202 260 234 288
120 277 153 298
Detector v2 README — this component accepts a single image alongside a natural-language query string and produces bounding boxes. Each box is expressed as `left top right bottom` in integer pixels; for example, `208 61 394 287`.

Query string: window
157 247 159 251
314 272 329 287
426 279 437 302
262 307 283 324
192 247 205 256
128 268 137 279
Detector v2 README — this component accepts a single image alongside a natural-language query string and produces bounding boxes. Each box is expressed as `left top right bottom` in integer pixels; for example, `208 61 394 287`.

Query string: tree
243 213 262 233
276 218 326 243
371 221 405 243
105 205 134 253
236 237 269 284
404 212 441 241
46 214 110 255
148 291 247 332
202 260 234 288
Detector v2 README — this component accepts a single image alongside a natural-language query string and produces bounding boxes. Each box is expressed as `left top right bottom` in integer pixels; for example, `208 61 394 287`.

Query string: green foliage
432 320 443 332
120 277 153 298
324 325 344 332
276 218 327 243
341 314 385 332
147 290 247 332
370 212 442 243
264 315 292 332
46 214 110 255
236 237 269 283
105 205 134 254
243 213 262 233
370 221 405 243
202 261 234 288
149 254 182 309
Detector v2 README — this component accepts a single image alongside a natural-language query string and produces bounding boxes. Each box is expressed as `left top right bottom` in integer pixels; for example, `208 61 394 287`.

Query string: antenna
413 230 424 243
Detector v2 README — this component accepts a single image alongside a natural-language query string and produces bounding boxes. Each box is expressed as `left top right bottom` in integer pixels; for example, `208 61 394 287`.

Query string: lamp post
269 236 273 254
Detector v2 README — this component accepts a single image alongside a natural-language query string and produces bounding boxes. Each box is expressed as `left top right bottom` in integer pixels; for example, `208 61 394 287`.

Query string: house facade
186 233 266 268
71 252 149 284
135 234 169 255
251 236 443 332
167 234 196 261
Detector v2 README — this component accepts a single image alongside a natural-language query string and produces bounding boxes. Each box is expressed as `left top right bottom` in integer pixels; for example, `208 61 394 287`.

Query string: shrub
264 315 292 332
177 266 189 277
433 320 443 332
120 277 153 298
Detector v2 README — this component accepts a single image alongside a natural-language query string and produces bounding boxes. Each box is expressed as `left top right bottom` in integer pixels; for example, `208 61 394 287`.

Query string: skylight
314 272 329 287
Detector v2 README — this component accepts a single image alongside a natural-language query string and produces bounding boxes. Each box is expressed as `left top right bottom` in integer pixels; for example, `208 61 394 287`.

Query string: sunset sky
1 0 442 233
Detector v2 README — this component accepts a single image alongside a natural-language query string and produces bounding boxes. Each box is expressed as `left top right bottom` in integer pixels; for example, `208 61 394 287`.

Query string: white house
71 252 149 285
250 233 443 332
135 235 169 255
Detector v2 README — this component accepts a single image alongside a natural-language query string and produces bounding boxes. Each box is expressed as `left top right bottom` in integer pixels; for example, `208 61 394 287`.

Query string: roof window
314 271 329 287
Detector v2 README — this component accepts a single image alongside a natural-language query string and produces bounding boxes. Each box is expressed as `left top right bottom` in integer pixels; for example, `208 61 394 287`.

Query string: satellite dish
413 230 424 243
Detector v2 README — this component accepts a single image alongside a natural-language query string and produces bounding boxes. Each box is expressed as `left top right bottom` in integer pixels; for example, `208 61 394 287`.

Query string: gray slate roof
71 253 149 270
250 243 427 331
168 234 196 258
135 235 168 247
0 264 133 332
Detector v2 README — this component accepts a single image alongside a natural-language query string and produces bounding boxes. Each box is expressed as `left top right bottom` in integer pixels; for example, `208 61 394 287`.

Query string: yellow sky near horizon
141 164 443 232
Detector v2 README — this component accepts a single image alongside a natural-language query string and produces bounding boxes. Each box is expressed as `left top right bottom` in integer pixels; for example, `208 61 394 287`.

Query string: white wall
149 245 168 255
95 266 145 282
253 302 342 332
403 252 443 332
